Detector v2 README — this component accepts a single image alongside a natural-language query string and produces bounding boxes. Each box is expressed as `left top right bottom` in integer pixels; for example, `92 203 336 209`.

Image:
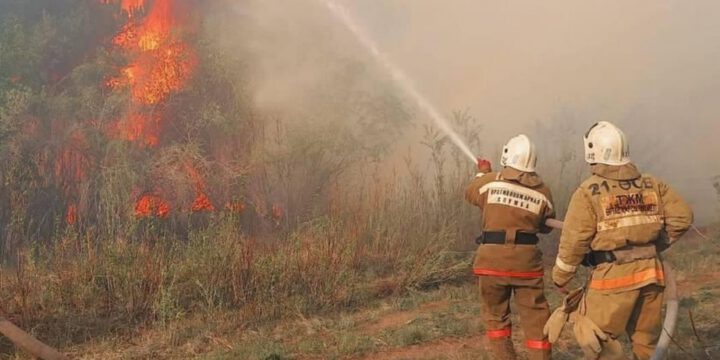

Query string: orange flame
104 0 196 146
191 193 215 212
66 204 78 225
184 162 216 212
109 113 161 147
121 0 146 16
102 0 220 217
134 193 171 218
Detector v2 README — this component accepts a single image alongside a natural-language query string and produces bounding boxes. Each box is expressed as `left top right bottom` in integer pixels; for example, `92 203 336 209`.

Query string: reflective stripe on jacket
552 163 693 291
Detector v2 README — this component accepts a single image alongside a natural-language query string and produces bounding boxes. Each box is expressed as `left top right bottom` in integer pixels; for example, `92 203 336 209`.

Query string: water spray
321 0 477 164
324 7 682 357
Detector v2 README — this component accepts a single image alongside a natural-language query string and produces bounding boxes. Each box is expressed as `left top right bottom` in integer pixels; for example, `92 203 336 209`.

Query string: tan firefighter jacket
552 163 694 292
466 167 556 278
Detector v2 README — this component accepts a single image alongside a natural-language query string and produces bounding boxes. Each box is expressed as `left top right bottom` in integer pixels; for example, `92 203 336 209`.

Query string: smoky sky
348 0 720 220
226 1 720 223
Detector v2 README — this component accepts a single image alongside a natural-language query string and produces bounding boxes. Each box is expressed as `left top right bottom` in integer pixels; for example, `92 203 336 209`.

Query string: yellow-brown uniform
552 163 693 360
466 167 555 360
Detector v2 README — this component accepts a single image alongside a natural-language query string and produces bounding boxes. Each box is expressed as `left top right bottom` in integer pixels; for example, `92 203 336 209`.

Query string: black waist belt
479 231 539 245
582 250 617 267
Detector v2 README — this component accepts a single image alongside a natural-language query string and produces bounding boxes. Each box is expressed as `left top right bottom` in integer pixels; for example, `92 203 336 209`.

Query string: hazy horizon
224 0 720 223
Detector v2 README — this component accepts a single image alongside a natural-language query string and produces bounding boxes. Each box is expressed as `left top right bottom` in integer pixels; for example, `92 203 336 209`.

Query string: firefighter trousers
479 276 551 360
582 284 664 360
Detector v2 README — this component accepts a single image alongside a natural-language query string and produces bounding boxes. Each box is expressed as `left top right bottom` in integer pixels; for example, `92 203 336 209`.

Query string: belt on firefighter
582 244 658 267
582 250 616 266
477 231 539 245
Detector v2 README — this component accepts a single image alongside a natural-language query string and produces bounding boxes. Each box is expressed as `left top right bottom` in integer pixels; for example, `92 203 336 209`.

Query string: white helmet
583 121 630 165
500 134 537 172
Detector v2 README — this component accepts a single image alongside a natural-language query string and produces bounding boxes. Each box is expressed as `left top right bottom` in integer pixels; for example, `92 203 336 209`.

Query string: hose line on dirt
0 319 69 360
650 262 678 360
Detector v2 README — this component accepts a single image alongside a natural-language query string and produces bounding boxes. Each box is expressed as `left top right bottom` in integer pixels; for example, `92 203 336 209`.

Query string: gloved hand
571 312 609 357
601 338 626 360
477 158 492 173
544 308 568 343
543 288 584 343
552 265 575 288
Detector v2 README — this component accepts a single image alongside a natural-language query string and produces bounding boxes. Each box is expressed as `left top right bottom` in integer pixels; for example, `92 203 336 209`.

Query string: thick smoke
348 0 720 222
218 0 720 223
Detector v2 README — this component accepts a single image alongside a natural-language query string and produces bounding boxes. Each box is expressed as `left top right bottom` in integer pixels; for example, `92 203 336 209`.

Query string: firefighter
551 121 693 359
466 134 555 360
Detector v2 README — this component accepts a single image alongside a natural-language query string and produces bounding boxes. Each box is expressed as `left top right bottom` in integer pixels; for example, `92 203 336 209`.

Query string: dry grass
0 149 716 360
0 127 482 359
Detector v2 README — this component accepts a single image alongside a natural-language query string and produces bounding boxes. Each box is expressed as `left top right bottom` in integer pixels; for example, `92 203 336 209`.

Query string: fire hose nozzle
476 158 492 173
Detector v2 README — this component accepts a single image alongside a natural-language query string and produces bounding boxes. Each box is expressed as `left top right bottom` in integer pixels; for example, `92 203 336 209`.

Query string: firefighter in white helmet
466 134 555 360
551 121 693 359
501 134 538 172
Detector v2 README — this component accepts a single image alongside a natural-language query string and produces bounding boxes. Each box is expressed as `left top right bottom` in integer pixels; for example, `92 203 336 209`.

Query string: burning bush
0 1 483 354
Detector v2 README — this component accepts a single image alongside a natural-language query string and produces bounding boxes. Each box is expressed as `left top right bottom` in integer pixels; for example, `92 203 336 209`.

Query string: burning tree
104 0 198 146
0 0 410 253
0 0 258 251
0 3 478 348
102 0 216 218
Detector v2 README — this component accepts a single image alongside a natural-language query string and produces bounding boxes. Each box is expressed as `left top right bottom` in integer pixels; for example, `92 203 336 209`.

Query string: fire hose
544 219 677 360
0 318 68 360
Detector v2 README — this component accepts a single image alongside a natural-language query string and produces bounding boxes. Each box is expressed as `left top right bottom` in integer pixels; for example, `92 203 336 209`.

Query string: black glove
656 232 671 253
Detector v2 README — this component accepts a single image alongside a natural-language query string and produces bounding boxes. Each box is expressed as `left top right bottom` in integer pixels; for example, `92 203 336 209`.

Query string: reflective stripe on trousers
487 328 512 339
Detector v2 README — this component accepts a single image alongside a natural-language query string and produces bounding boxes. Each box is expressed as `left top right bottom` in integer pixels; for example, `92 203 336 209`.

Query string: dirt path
354 335 486 360
361 300 450 334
